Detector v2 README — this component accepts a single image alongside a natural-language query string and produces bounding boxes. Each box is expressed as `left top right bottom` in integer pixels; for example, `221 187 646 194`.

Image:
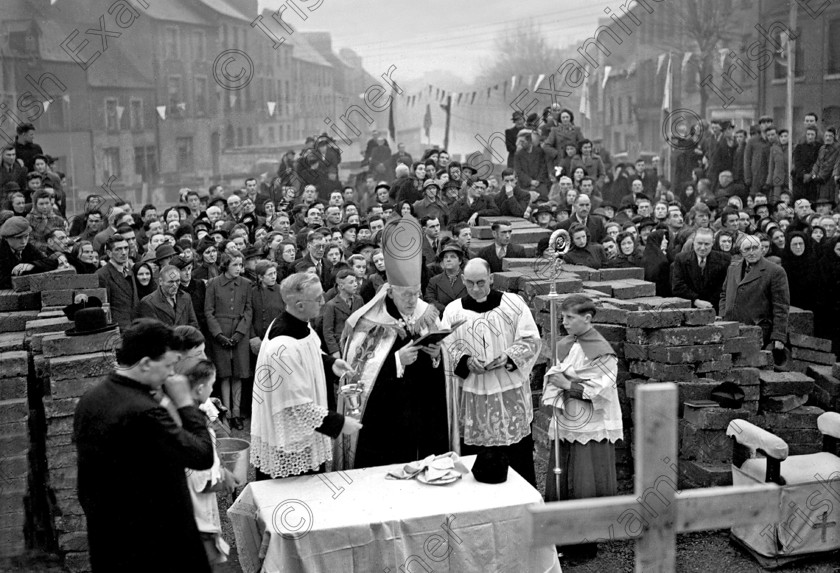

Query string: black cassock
353 295 450 468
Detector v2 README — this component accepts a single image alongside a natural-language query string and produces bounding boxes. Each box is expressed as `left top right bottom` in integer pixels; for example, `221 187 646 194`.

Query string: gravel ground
7 420 839 572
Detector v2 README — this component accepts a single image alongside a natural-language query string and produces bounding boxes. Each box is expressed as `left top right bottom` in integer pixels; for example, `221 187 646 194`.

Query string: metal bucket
217 437 250 485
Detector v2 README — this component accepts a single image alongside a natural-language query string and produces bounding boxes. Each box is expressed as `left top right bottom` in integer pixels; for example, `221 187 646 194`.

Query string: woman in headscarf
781 231 818 311
131 261 157 300
642 229 671 296
193 239 219 282
607 231 642 268
816 236 840 356
713 230 736 254
68 240 100 274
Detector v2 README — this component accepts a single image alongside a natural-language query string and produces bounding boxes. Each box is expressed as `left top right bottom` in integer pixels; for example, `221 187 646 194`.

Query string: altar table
228 455 562 572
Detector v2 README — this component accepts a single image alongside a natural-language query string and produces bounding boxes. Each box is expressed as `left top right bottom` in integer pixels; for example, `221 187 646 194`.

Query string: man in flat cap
0 216 58 288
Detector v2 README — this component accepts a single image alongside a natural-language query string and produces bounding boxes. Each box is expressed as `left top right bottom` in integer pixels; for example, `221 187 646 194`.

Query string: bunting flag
43 100 50 113
229 94 237 108
534 74 546 91
662 54 672 112
681 52 692 73
440 90 447 102
267 101 276 116
176 102 186 112
579 70 590 118
511 75 517 91
470 92 477 104
62 94 70 103
457 93 463 105
602 65 612 89
428 86 433 95
388 90 396 141
657 53 666 75
718 48 728 69
486 87 491 100
116 105 124 122
156 105 166 120
423 103 432 138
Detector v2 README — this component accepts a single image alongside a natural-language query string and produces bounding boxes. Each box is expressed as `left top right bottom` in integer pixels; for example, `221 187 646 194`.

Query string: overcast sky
260 0 613 84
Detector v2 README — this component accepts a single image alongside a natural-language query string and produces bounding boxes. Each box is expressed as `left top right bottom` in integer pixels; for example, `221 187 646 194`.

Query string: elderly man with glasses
720 234 790 351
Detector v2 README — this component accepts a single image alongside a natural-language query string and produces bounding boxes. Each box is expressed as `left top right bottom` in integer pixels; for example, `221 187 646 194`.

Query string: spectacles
299 295 325 303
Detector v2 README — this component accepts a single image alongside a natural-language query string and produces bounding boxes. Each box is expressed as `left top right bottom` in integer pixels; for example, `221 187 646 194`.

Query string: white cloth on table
228 455 562 573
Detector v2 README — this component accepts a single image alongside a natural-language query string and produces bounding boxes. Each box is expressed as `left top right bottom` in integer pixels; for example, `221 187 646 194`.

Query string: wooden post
527 383 782 572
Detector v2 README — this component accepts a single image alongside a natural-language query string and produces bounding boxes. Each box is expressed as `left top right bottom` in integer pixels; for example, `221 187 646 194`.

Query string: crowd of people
2 106 840 570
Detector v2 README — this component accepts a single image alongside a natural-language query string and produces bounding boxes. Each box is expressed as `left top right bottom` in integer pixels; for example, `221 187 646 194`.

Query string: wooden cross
526 383 783 572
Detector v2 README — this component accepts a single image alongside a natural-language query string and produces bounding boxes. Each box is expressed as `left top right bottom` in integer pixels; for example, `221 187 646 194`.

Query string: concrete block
759 371 814 397
0 311 39 333
611 279 656 299
719 368 761 386
597 267 644 281
684 405 750 429
623 343 648 361
626 325 723 347
696 355 734 374
806 365 840 398
787 307 814 336
0 332 25 353
715 321 741 339
43 397 81 419
760 406 825 429
47 353 115 382
27 272 98 293
25 317 72 335
789 333 833 353
680 460 732 488
648 344 725 364
626 309 684 329
680 421 731 463
10 268 74 291
724 336 762 355
42 330 121 359
521 277 582 297
593 304 629 325
732 350 772 368
48 376 102 400
593 323 626 343
625 297 691 310
0 351 27 379
46 414 75 436
0 376 26 402
790 346 835 366
0 290 40 312
761 394 809 412
629 361 695 381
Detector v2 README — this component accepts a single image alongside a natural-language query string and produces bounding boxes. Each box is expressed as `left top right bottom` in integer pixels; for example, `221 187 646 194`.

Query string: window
268 126 275 142
236 128 243 147
103 147 121 180
134 146 157 182
829 19 840 74
129 98 143 130
225 124 235 148
168 76 183 112
246 127 253 146
193 30 206 61
105 98 119 131
165 27 179 59
195 76 207 116
176 137 194 171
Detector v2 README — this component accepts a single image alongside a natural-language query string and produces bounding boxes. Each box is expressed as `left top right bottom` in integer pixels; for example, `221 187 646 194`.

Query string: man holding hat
449 178 499 226
0 215 58 288
720 233 790 350
336 216 459 470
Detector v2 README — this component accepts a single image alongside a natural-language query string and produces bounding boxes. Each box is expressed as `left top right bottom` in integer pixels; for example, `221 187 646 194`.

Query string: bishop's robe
336 286 460 470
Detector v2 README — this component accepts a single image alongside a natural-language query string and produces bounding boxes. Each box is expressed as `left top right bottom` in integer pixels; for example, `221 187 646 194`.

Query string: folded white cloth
542 364 580 407
385 452 469 483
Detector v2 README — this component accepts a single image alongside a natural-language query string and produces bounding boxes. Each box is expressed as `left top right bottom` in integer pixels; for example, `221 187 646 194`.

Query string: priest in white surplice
250 272 361 480
440 258 541 486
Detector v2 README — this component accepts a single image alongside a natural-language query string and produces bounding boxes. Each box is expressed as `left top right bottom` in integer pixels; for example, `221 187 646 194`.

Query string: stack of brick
807 363 840 413
754 371 821 456
0 284 43 560
787 333 835 373
34 329 118 573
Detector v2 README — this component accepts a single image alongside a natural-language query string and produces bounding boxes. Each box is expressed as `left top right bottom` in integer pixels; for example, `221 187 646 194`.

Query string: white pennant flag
662 55 672 112
656 53 666 75
229 94 237 108
62 94 70 103
534 74 546 91
579 69 590 118
116 105 124 121
602 66 612 89
719 48 729 69
511 75 517 91
681 52 692 73
42 100 50 112
267 101 276 116
156 105 166 120
177 102 186 112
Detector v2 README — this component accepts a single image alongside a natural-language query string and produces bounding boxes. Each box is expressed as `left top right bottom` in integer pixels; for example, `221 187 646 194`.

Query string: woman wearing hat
543 108 583 161
424 243 467 313
413 179 449 226
193 240 219 282
205 253 252 430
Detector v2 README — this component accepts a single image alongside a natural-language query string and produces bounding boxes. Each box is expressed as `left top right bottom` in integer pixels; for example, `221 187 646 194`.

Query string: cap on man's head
758 115 774 124
0 216 31 238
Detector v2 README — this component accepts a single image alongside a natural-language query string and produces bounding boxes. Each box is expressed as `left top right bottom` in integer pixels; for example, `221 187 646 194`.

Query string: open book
412 319 467 347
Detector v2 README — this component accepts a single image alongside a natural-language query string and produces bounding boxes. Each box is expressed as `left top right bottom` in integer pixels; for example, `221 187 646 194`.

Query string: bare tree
477 20 561 86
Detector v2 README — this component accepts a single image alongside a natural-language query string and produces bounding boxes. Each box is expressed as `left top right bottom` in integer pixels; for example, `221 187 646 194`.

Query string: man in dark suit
477 220 526 273
74 319 215 573
494 168 532 218
96 236 139 332
670 227 731 313
558 193 606 244
720 234 790 348
298 230 334 290
449 178 500 226
424 244 468 312
420 215 442 268
138 265 199 328
505 112 525 167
